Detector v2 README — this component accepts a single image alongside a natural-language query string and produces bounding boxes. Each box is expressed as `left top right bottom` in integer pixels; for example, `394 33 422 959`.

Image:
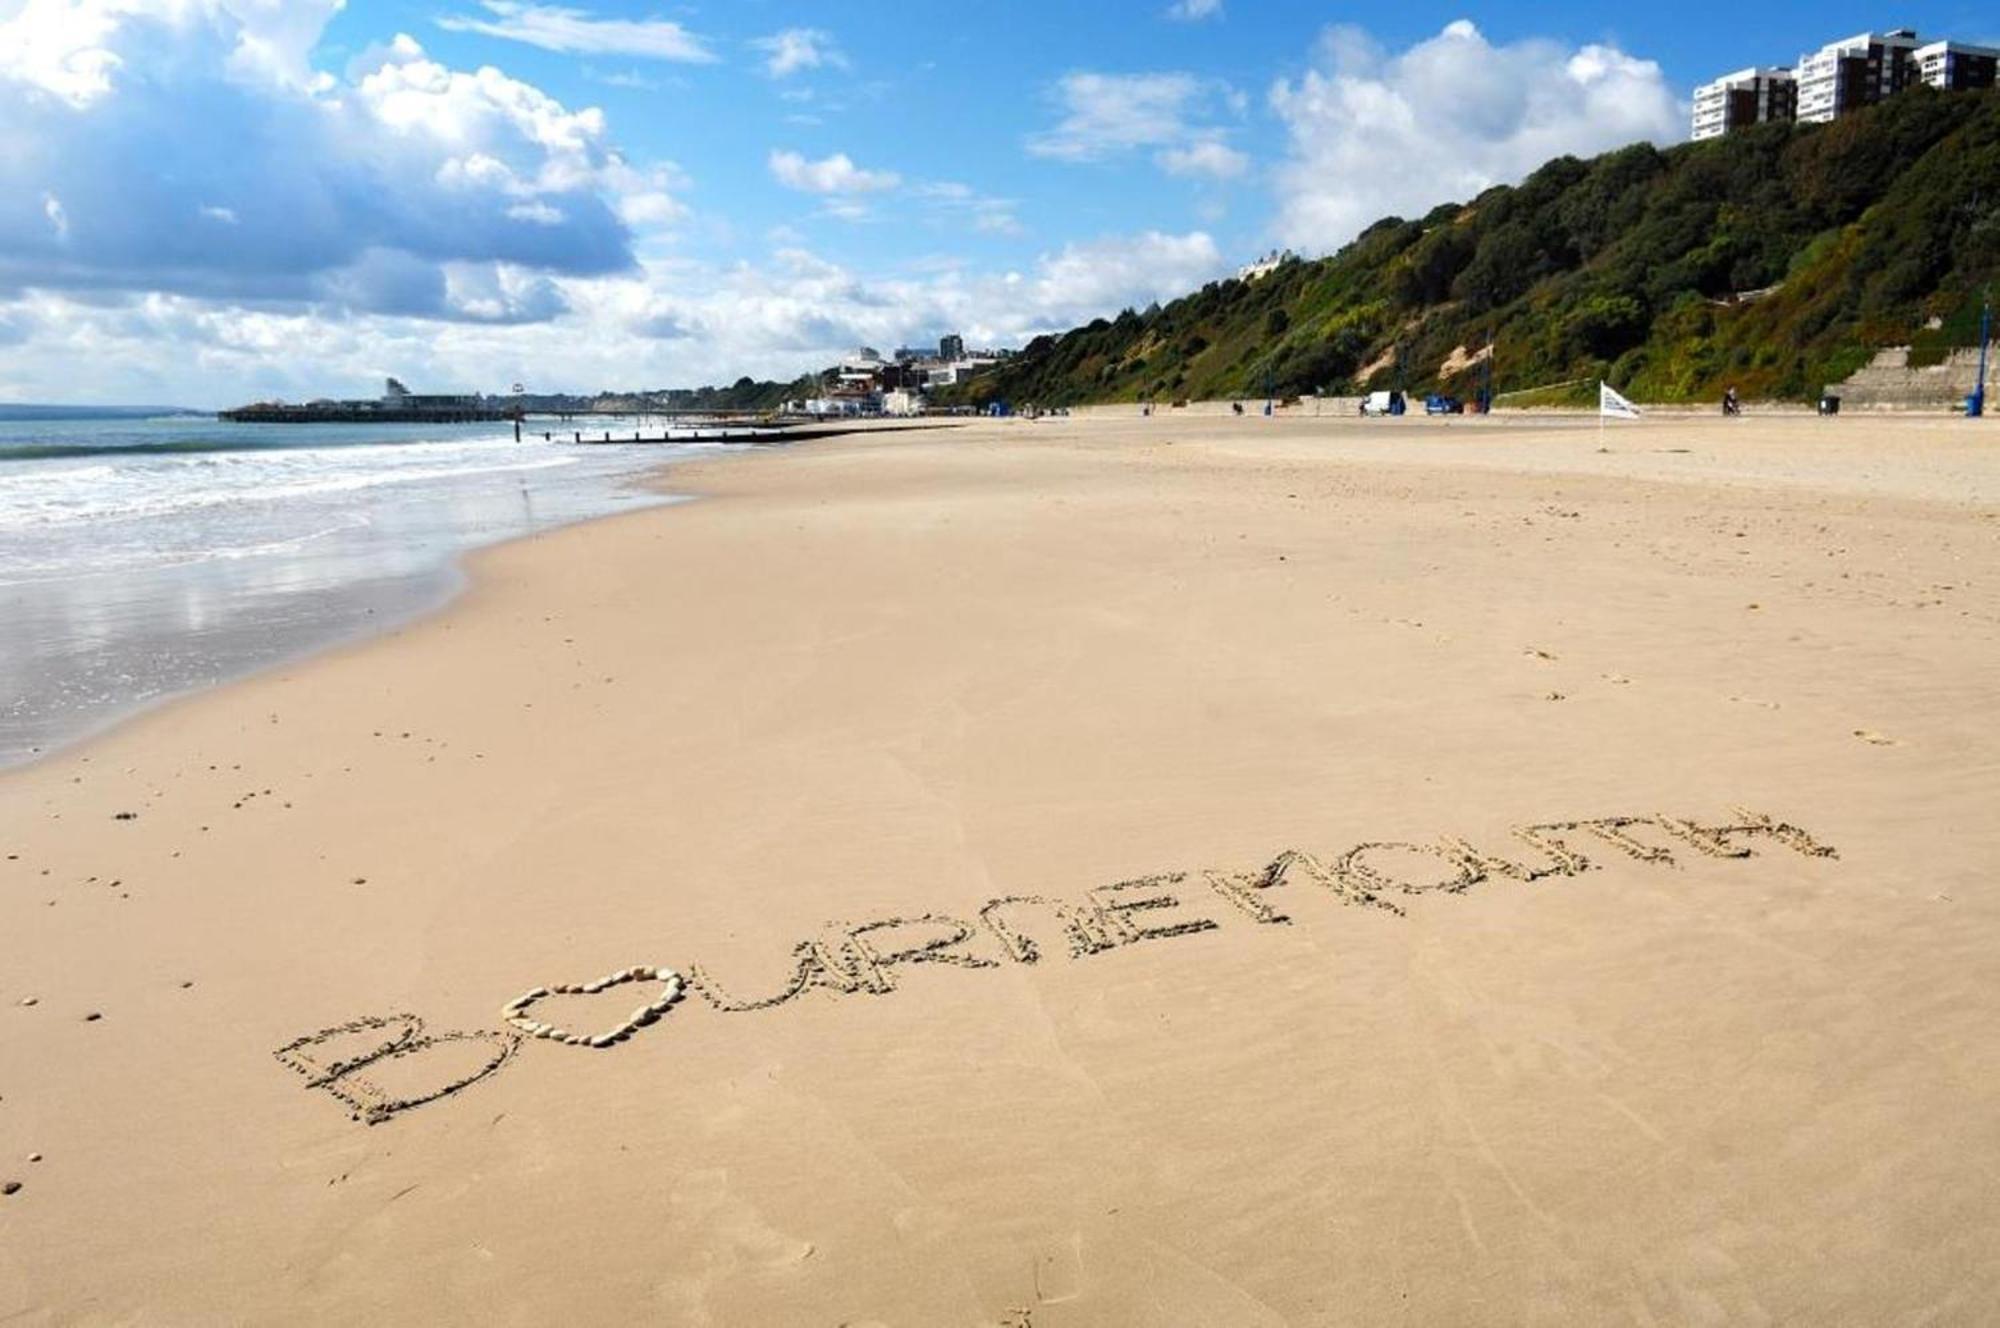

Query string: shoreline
0 451 706 775
0 420 969 773
3 414 1996 1322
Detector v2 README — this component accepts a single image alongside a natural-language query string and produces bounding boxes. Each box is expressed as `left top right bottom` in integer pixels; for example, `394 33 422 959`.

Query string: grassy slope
957 87 2000 407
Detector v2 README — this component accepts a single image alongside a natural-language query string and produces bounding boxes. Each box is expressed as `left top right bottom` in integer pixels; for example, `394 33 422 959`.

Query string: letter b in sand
274 1013 520 1126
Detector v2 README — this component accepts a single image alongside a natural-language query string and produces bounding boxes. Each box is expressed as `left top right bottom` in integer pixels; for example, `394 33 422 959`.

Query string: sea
0 412 736 768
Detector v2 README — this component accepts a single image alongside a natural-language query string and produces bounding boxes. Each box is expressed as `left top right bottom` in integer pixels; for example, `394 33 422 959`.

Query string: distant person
1231 401 1244 416
1723 386 1741 417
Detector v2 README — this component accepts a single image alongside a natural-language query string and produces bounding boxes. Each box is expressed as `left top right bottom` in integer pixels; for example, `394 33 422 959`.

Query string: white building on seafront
1691 26 1999 141
1796 29 1922 123
1691 67 1798 141
1914 39 2000 91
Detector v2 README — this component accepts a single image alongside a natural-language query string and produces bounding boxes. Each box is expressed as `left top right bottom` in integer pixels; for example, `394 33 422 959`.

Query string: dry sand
3 413 1998 1324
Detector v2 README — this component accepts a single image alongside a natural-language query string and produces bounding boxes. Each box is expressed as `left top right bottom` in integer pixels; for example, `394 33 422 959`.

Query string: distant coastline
0 403 206 422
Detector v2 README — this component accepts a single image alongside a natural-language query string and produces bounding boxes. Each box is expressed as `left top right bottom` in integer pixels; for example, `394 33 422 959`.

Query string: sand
2 412 1997 1324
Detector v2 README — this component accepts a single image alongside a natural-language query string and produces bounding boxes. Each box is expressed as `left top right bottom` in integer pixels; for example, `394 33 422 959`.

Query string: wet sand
2 413 1997 1324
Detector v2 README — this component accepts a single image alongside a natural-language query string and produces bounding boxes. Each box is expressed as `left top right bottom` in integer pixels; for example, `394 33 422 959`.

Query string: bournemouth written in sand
276 806 1837 1127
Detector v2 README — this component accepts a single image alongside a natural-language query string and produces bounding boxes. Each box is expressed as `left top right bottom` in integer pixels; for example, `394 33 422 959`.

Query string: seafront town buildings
1691 26 1999 140
798 336 1015 417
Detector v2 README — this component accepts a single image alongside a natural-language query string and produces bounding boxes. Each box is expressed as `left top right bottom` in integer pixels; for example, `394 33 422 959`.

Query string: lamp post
1972 297 1991 420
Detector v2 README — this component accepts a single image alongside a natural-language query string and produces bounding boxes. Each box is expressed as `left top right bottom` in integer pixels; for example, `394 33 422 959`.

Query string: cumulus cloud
0 3 690 322
0 229 1228 405
1016 231 1225 322
752 28 848 79
1028 71 1249 181
768 150 901 195
1166 0 1223 21
435 2 715 62
567 232 1227 372
1270 19 1681 251
0 1 1225 404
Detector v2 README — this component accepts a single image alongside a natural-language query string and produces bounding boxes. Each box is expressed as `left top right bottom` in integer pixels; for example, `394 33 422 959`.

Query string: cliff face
957 87 2000 407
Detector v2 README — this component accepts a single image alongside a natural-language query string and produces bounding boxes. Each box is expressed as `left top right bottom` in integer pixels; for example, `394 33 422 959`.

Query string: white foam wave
0 451 579 531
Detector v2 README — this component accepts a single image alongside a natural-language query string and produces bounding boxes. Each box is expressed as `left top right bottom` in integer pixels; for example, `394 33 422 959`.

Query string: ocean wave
0 463 118 488
0 430 516 463
0 452 580 530
0 513 375 586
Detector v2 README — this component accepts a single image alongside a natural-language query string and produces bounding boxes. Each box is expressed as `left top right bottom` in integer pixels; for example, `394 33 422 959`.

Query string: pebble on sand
2 1181 20 1196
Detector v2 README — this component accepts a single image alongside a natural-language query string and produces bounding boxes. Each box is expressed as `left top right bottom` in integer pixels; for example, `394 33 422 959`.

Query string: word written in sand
277 807 1835 1125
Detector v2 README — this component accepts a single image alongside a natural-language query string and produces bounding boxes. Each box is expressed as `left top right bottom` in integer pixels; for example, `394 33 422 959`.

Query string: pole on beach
1972 294 1991 419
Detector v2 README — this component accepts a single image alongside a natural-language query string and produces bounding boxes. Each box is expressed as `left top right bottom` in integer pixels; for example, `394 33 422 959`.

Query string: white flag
1599 382 1642 419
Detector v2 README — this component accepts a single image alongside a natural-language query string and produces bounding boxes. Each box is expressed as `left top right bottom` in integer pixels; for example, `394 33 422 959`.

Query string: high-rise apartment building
1796 29 1922 123
1691 68 1799 141
1915 40 2000 92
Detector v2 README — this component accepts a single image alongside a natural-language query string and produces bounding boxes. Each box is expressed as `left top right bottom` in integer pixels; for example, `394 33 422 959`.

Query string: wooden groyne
564 420 969 446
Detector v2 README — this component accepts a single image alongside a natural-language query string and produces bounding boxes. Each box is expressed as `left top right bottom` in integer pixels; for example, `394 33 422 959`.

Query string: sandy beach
2 412 1997 1324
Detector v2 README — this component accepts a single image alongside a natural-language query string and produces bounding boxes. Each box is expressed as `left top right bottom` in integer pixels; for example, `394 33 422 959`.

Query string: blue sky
1 0 1995 404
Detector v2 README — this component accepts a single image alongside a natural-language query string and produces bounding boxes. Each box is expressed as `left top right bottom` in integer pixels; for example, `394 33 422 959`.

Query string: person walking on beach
1723 385 1741 417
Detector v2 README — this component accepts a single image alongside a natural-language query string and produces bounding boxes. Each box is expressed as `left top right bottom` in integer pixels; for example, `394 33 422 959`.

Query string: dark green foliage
656 375 810 412
953 89 2000 406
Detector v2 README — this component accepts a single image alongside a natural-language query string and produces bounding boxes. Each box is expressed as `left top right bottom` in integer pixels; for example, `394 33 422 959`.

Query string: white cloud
1270 19 1681 251
435 2 715 62
1018 230 1225 321
1166 0 1223 21
1029 72 1205 161
752 28 848 79
0 0 338 106
0 1 1222 405
0 230 1228 405
916 183 1023 236
0 5 691 322
768 150 900 195
1156 136 1249 180
1028 71 1249 181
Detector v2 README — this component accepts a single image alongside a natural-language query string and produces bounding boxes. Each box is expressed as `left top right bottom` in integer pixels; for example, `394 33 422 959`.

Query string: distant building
939 333 966 362
1915 39 1999 91
1691 67 1798 141
1796 29 1922 124
1236 250 1294 283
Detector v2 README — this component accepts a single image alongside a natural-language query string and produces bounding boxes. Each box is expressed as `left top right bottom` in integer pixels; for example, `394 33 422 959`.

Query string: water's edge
0 453 726 775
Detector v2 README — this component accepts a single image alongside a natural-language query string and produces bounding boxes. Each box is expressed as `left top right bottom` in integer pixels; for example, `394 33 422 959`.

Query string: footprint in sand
1853 729 1899 746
